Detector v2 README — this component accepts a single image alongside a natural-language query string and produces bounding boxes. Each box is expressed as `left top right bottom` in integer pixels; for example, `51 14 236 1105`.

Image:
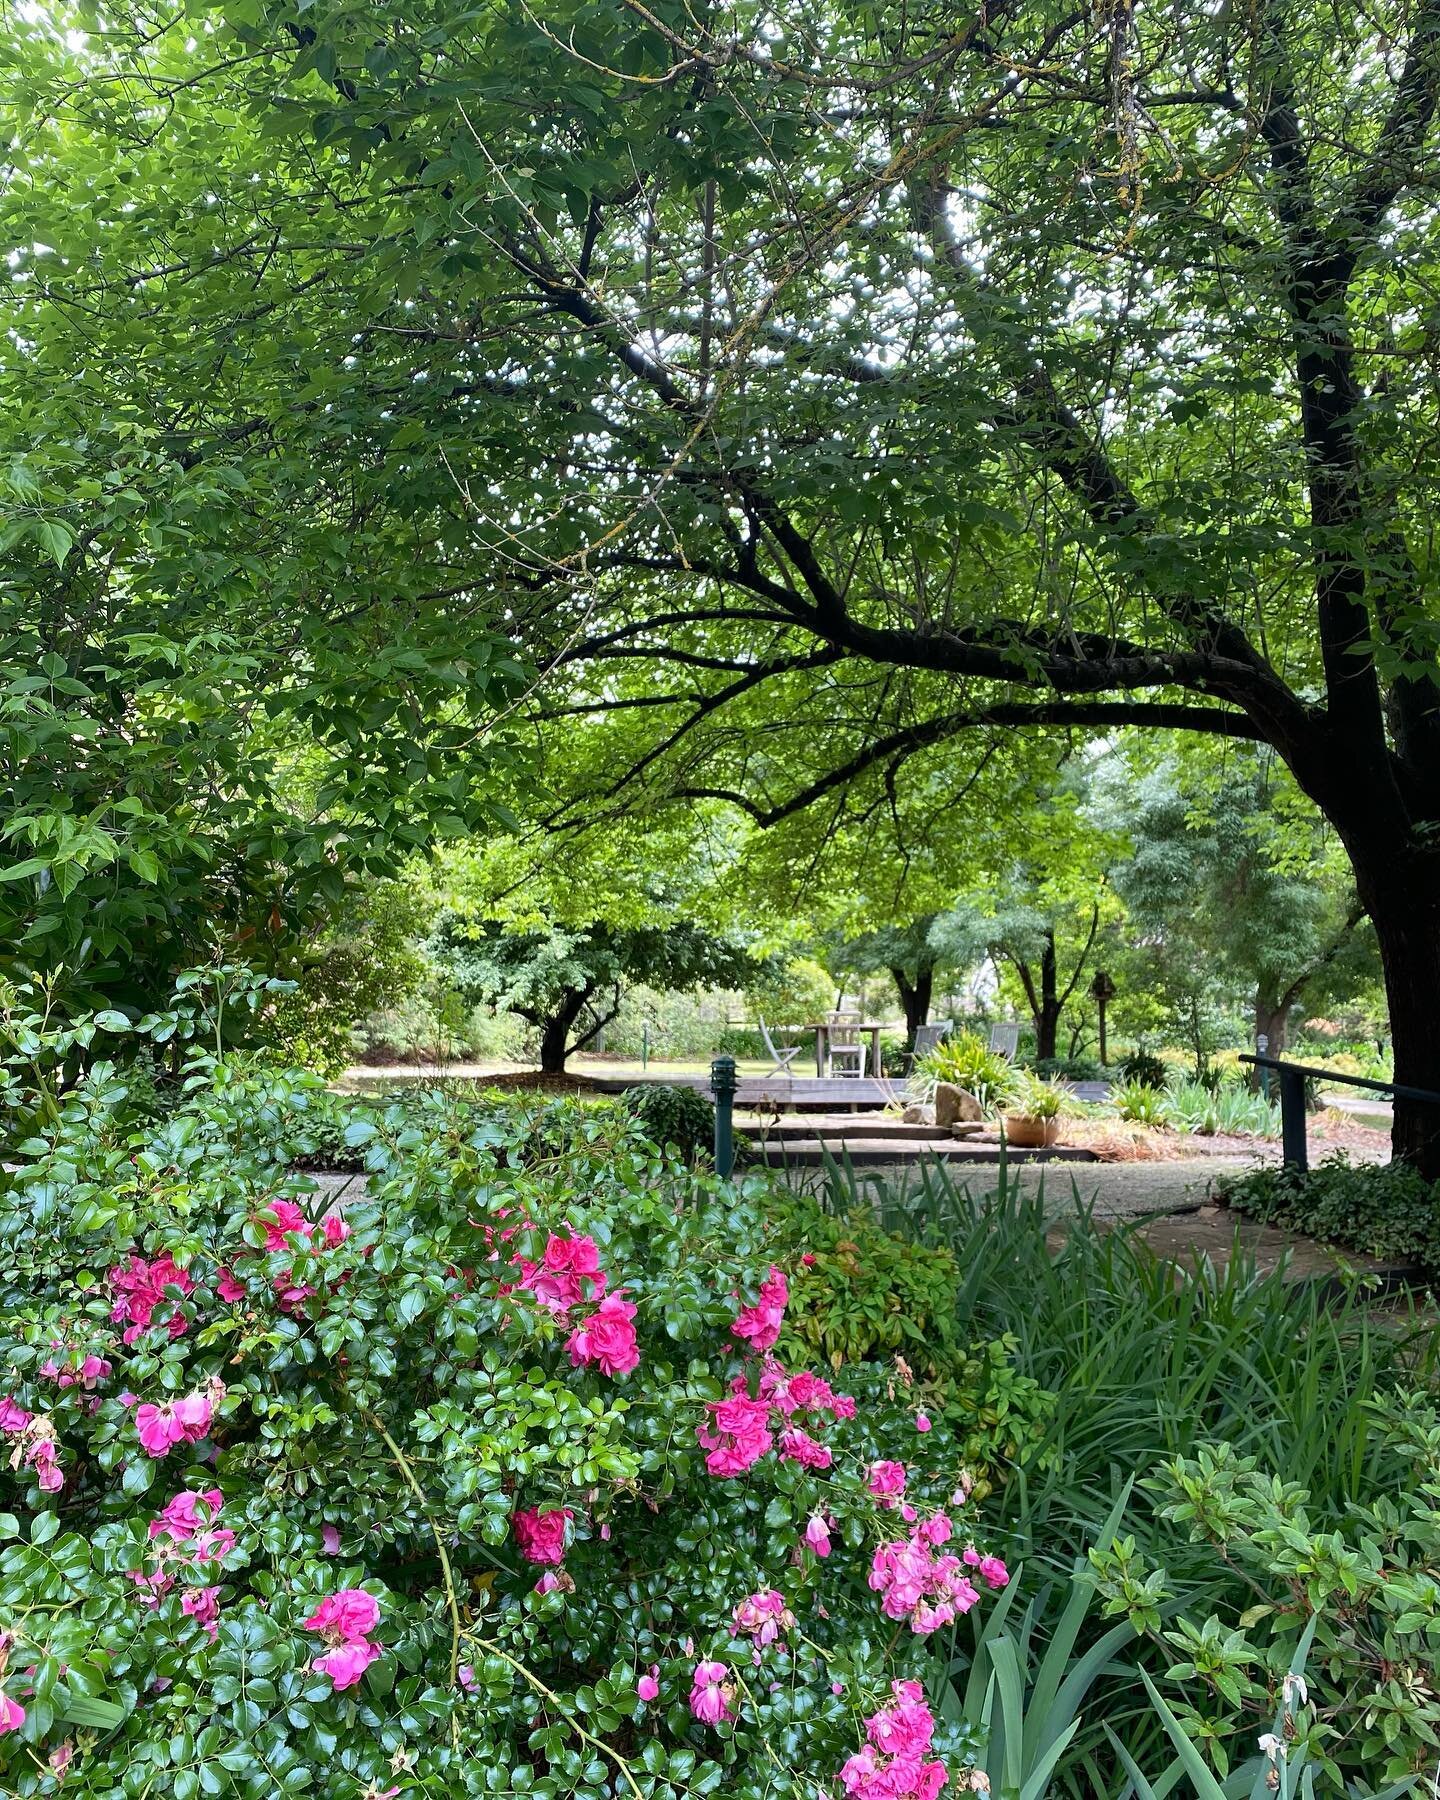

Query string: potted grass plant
1002 1072 1067 1148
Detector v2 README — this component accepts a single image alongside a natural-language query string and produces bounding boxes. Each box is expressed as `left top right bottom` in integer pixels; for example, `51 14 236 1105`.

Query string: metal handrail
1239 1052 1440 1171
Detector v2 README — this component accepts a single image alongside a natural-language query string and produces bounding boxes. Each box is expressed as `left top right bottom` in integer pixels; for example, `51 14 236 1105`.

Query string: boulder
902 1102 936 1126
934 1082 984 1128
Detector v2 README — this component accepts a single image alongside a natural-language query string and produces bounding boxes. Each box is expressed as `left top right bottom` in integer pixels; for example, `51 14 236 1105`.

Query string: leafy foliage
0 1040 1041 1796
911 1031 1016 1115
1090 1394 1440 1787
433 916 756 1070
838 1157 1440 1789
1219 1155 1440 1276
622 1082 716 1165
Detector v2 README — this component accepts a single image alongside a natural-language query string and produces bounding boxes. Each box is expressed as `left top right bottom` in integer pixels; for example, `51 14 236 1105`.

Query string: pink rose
181 1586 222 1638
566 1292 640 1378
135 1391 213 1457
0 1693 24 1734
149 1488 222 1541
637 1666 660 1703
697 1395 773 1478
304 1589 381 1642
731 1266 788 1353
313 1639 379 1691
512 1507 572 1566
867 1460 907 1506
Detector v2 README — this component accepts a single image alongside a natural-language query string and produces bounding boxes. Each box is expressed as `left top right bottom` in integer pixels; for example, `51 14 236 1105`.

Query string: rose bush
0 1055 1029 1797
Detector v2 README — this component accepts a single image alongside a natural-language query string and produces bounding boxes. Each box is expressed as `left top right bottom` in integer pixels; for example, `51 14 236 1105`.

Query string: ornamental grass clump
0 1053 1023 1797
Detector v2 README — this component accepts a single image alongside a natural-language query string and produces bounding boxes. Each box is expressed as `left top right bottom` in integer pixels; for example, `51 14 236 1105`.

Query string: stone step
753 1139 1098 1167
736 1114 977 1142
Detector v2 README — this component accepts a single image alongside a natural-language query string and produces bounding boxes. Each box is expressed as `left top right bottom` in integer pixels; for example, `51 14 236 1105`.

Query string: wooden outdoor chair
825 1013 868 1079
909 1020 953 1066
758 1018 802 1076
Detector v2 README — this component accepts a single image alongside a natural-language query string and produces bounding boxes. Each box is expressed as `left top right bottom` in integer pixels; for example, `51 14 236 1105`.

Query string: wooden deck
583 1072 898 1110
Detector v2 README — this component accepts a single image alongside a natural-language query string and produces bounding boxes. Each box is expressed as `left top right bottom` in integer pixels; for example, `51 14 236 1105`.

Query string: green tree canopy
10 0 1440 1161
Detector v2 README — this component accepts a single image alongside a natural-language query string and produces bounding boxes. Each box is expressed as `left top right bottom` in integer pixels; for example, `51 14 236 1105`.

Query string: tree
1099 749 1375 1063
831 916 979 1047
15 4 1440 1166
433 917 755 1071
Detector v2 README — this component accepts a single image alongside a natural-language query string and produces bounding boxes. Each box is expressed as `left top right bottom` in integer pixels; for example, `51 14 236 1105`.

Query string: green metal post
1278 1063 1308 1171
710 1054 736 1179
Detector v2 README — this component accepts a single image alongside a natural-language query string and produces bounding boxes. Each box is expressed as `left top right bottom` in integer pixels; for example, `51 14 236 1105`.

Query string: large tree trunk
1034 932 1061 1062
1254 991 1290 1062
890 960 934 1049
538 1014 572 1074
537 986 593 1073
1357 863 1440 1178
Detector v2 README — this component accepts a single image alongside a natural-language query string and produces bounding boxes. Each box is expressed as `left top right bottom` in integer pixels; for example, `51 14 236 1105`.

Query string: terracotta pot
1001 1114 1061 1148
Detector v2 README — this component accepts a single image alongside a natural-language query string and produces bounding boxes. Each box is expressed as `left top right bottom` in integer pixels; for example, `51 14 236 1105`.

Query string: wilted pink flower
0 1397 30 1433
320 1524 341 1556
149 1488 222 1541
566 1291 640 1377
512 1507 572 1566
804 1513 833 1558
43 1353 111 1390
688 1660 735 1725
0 1693 24 1734
313 1639 379 1691
731 1266 788 1353
962 1546 1010 1589
458 1664 478 1694
48 1742 72 1776
181 1585 222 1638
637 1666 660 1703
534 1570 563 1596
732 1589 793 1650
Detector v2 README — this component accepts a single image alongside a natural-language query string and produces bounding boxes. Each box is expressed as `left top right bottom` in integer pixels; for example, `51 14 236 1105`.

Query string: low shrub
1218 1152 1440 1274
0 1051 1025 1797
1162 1074 1279 1137
1090 1391 1440 1786
1119 1049 1168 1090
911 1030 1015 1114
1029 1055 1114 1083
1114 1078 1167 1126
845 1157 1440 1788
622 1081 715 1163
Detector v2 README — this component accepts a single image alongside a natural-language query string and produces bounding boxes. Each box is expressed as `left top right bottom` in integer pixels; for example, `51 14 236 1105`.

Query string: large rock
934 1082 983 1127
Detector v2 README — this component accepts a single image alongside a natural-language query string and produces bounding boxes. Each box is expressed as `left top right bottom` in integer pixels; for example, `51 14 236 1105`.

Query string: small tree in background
432 916 756 1072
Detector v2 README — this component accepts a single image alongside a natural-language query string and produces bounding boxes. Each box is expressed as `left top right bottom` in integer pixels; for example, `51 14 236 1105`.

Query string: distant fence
1240 1054 1440 1172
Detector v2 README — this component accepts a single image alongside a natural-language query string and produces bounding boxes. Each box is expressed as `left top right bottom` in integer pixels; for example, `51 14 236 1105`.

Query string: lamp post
709 1054 737 1179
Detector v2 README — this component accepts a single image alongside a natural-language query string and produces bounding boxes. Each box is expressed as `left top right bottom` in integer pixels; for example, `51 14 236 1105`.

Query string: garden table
806 1021 886 1079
